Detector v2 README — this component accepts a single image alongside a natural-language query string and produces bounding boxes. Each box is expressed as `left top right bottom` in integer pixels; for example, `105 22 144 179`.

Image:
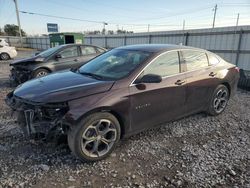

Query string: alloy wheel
81 119 117 158
213 89 228 113
36 71 48 77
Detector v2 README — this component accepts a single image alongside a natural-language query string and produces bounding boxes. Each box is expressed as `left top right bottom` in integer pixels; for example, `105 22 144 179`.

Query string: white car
0 45 17 60
0 38 9 46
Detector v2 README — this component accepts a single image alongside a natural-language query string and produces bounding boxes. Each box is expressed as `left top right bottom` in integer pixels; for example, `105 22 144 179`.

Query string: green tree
4 24 26 36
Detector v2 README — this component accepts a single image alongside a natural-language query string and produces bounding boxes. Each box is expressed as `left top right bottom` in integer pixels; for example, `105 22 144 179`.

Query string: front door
129 51 187 132
53 46 80 71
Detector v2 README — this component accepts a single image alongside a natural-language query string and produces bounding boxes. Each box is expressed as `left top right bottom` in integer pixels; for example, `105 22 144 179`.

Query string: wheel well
76 108 126 139
35 67 51 73
221 82 231 97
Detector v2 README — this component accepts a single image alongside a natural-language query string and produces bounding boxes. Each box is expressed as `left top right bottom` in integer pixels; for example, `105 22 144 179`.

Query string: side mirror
55 54 62 59
140 74 162 83
35 52 40 56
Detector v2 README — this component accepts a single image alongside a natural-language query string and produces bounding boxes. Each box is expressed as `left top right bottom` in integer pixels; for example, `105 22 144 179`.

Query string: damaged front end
5 91 69 140
10 66 32 85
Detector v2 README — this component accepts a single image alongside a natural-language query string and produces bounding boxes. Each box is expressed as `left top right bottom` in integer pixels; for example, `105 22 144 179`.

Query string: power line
122 5 214 22
20 10 104 24
19 10 181 27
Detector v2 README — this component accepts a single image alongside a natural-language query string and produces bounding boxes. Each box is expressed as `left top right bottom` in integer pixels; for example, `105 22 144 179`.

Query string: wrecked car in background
9 44 106 84
6 44 239 162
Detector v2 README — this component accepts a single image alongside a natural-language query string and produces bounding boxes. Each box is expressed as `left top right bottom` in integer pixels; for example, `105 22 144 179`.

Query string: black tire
207 84 229 116
0 53 10 60
33 68 49 78
67 112 121 162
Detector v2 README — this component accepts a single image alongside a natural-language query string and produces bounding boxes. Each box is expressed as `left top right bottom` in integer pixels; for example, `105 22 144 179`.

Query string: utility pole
212 4 217 28
13 0 23 47
103 22 108 35
236 13 240 27
147 24 150 32
182 20 185 45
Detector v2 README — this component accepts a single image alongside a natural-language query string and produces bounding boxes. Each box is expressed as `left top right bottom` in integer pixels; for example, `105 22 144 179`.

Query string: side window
58 46 78 58
96 47 105 53
207 53 220 65
182 50 208 71
144 51 180 77
81 46 96 55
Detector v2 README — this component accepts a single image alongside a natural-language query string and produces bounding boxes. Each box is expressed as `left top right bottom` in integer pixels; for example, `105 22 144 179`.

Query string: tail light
235 67 240 73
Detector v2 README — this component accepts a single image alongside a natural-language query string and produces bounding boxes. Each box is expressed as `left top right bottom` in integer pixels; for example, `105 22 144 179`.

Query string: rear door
129 51 187 132
181 50 219 114
53 46 80 71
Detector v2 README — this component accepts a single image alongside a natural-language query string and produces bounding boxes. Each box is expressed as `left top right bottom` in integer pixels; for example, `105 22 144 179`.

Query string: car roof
60 43 105 49
116 44 205 53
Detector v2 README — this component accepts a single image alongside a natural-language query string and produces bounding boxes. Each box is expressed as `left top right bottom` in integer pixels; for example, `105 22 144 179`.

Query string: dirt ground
0 50 249 188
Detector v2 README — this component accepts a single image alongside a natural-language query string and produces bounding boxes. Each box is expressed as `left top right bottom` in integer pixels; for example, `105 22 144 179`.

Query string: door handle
175 79 185 85
74 59 78 62
209 72 217 77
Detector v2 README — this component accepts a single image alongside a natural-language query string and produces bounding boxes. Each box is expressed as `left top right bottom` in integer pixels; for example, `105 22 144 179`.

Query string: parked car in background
0 45 17 60
0 38 9 46
9 44 107 84
6 44 239 162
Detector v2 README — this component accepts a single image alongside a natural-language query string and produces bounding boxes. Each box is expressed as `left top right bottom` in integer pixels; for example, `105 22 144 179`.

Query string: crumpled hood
10 56 43 66
13 71 114 103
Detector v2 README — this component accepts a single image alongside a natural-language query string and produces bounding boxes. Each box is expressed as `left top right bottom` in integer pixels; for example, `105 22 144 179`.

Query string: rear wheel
33 68 49 78
0 53 10 60
67 112 121 162
207 84 229 116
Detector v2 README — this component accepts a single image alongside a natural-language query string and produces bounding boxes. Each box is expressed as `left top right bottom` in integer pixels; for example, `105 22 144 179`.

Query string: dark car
6 44 239 162
10 44 106 84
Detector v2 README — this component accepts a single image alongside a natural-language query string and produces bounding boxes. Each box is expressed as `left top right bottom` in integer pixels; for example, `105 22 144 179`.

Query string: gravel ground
0 51 249 188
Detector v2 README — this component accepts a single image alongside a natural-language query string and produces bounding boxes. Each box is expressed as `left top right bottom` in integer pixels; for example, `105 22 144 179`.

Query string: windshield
79 49 152 80
38 45 62 58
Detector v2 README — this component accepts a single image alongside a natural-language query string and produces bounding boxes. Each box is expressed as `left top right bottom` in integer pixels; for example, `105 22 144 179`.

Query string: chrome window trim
129 48 215 87
129 49 223 87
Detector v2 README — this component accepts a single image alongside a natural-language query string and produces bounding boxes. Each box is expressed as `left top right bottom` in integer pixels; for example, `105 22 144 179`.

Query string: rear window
96 47 106 53
207 53 220 65
81 46 96 55
182 50 208 71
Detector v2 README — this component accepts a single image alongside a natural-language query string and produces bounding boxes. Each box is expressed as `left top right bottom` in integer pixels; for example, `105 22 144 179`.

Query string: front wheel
33 68 49 78
67 112 121 162
207 84 229 116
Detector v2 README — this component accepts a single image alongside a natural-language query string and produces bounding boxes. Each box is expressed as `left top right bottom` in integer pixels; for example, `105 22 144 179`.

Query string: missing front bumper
6 92 69 139
10 67 32 84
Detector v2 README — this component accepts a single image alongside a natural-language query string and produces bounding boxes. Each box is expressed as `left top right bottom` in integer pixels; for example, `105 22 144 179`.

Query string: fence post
36 37 38 49
90 37 92 45
235 29 243 66
124 35 127 46
40 37 42 50
104 36 107 48
184 32 189 46
148 35 152 44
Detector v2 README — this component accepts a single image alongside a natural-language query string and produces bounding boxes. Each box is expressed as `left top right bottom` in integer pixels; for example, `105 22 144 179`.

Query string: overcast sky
0 0 250 35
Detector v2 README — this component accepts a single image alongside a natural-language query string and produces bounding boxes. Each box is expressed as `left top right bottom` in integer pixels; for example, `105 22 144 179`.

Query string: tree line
0 24 26 36
0 24 133 36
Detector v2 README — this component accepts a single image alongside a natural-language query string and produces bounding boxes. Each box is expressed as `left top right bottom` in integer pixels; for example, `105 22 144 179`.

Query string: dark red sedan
6 44 239 162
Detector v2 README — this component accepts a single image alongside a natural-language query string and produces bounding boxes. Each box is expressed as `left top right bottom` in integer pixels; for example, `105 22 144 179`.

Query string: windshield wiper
79 71 104 80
